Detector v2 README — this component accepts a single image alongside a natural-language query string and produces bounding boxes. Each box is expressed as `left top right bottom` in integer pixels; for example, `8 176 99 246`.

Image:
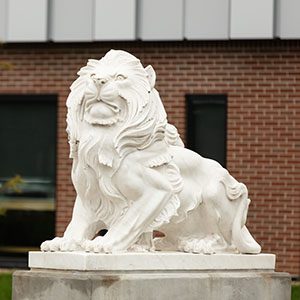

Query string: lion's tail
220 176 261 254
232 197 261 254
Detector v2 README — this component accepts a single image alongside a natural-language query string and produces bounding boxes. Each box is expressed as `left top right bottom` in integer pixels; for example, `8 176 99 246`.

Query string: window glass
186 94 227 167
0 95 57 265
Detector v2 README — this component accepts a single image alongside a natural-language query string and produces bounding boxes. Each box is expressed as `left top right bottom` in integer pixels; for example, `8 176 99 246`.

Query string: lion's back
170 145 224 182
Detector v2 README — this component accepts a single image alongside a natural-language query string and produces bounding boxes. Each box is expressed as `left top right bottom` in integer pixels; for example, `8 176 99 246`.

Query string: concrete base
13 269 291 300
13 252 291 299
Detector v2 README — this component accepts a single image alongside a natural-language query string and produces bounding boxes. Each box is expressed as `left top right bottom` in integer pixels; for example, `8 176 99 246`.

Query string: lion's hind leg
161 210 230 254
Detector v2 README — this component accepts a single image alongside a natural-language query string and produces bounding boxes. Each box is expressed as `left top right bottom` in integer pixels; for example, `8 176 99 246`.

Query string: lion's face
82 50 150 126
84 72 127 126
67 49 166 159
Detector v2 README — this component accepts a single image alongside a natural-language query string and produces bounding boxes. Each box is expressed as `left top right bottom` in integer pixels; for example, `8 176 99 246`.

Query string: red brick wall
0 41 299 277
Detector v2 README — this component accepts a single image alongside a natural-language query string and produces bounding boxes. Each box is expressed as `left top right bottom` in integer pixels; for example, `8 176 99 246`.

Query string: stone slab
12 269 291 300
29 251 276 271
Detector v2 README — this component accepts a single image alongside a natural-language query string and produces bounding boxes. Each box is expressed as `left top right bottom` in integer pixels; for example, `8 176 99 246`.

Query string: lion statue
41 50 261 254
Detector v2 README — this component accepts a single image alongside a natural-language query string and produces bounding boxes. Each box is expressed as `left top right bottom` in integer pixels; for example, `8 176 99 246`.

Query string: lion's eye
116 74 126 81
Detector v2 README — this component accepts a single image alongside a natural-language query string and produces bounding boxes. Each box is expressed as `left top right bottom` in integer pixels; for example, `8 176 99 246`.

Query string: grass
292 283 300 300
0 273 12 300
0 272 298 300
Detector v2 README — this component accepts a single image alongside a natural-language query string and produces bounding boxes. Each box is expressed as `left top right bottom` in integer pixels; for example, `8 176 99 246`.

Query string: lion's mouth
83 96 121 126
86 98 120 114
98 98 120 113
85 97 120 114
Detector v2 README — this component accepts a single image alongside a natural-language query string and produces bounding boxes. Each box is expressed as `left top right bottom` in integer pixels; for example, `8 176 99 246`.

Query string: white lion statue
41 50 261 254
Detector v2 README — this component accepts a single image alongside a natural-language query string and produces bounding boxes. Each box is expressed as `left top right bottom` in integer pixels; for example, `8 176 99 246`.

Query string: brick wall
0 41 299 277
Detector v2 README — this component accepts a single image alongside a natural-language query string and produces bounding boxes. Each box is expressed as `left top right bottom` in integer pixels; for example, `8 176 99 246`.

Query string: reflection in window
0 94 57 266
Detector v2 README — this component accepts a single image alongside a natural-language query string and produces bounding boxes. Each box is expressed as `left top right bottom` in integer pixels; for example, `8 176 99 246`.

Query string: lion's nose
98 78 107 85
91 74 108 85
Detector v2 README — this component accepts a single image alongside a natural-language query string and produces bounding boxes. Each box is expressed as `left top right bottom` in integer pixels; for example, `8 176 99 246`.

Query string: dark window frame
186 94 227 167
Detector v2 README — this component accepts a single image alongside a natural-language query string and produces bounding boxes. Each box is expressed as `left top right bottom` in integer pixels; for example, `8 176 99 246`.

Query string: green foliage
0 175 25 216
292 283 300 300
0 175 25 194
0 274 12 300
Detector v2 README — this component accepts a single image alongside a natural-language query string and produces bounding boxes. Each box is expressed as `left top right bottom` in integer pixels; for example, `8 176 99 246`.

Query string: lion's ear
145 65 156 89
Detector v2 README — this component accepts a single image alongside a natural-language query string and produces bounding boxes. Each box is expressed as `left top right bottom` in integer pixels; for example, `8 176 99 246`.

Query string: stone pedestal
12 252 291 300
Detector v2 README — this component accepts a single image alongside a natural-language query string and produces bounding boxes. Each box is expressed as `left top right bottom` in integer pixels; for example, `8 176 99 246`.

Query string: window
0 94 57 267
186 94 227 167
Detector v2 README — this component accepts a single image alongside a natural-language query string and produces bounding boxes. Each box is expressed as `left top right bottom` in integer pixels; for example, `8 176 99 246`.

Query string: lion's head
66 50 167 160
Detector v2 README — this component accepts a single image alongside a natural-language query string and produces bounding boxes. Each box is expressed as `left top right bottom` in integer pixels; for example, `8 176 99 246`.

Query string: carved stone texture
41 50 261 254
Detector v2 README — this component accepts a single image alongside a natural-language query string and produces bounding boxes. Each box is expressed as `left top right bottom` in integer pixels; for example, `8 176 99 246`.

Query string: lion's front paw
83 236 115 253
128 243 153 252
41 237 82 252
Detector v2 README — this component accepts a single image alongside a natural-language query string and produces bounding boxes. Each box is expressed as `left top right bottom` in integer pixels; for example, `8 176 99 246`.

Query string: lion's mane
65 50 172 225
